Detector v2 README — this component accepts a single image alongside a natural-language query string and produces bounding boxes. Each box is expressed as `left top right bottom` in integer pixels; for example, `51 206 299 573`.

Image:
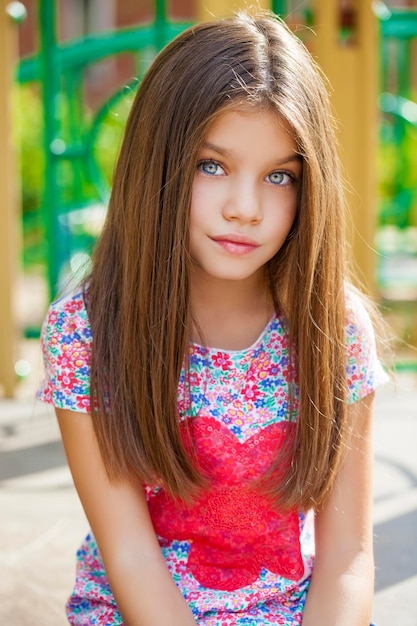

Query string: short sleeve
37 291 92 413
345 290 389 404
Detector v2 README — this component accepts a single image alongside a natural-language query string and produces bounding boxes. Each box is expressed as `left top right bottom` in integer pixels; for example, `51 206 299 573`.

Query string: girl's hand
302 393 376 626
56 408 197 625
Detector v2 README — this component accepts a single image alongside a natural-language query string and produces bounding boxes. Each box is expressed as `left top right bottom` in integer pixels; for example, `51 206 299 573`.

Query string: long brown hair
87 12 351 510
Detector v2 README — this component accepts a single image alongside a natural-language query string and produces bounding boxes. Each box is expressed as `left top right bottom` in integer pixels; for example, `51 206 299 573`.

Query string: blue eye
267 171 294 186
198 160 224 176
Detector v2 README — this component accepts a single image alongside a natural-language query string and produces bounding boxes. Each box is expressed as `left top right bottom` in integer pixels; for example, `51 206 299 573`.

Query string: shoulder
43 290 90 337
344 286 375 344
38 289 92 412
41 290 92 357
41 289 92 366
344 285 388 403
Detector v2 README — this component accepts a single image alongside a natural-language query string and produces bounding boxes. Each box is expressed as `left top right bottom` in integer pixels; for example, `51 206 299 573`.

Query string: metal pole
155 0 166 49
271 0 288 16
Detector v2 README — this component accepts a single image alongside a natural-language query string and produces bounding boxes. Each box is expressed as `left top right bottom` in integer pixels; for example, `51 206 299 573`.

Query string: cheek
190 181 207 224
268 197 298 237
189 203 203 236
286 202 298 231
189 197 205 251
190 184 219 234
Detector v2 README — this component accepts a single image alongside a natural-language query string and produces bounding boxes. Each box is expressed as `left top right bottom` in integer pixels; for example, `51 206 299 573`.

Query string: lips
210 234 260 255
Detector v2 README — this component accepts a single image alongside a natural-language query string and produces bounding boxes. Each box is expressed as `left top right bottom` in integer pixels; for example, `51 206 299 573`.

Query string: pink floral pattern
38 289 387 625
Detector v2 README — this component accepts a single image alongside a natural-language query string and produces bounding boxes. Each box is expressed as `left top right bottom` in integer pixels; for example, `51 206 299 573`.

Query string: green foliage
14 81 131 212
12 83 45 216
92 86 133 191
13 81 131 269
378 109 417 229
14 80 417 271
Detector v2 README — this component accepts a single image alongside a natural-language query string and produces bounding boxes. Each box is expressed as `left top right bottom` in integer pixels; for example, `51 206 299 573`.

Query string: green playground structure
376 3 417 230
15 2 417 295
1 1 416 396
14 1 417 349
14 0 286 324
373 4 417 363
17 0 194 310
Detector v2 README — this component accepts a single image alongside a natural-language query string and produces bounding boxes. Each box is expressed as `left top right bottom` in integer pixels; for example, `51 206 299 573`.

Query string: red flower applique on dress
148 416 304 591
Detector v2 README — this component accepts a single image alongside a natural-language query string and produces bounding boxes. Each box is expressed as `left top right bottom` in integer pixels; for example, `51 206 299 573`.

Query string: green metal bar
19 0 196 302
17 27 155 83
155 0 167 50
58 28 156 66
393 362 417 373
85 79 138 202
397 40 411 98
65 67 86 206
379 11 417 39
271 0 288 16
379 93 417 128
17 56 39 83
17 21 193 84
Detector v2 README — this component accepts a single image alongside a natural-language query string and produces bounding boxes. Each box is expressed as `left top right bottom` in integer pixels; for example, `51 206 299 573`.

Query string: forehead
201 106 298 156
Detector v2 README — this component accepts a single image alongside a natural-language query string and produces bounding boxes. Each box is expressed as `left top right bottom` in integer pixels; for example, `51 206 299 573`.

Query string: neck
190 270 274 350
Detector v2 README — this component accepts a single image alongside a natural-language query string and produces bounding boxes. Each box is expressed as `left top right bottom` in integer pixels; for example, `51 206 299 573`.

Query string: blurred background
1 0 417 399
1 0 417 394
0 1 416 625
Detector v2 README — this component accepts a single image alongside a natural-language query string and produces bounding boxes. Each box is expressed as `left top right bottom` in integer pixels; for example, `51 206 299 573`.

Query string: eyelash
197 159 298 186
266 171 297 187
197 159 224 176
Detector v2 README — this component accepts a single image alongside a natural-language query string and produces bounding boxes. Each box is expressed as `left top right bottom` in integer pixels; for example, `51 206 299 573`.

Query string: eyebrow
201 141 303 166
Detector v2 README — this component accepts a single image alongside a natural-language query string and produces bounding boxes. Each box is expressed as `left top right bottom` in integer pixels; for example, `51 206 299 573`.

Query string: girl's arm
302 393 376 626
56 408 197 626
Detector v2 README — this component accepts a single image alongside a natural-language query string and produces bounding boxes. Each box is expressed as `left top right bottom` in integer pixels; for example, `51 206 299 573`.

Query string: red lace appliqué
148 416 304 591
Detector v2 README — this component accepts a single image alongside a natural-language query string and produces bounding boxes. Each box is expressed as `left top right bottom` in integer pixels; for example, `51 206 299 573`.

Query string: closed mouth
209 234 260 256
210 234 260 247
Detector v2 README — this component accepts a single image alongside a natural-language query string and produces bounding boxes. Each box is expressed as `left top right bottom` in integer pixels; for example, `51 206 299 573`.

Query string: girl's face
190 108 302 288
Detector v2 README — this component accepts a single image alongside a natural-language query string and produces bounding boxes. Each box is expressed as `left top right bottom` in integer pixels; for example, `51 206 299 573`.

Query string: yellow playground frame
0 0 386 396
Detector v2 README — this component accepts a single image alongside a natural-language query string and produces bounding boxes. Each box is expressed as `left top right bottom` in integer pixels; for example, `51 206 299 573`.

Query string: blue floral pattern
38 289 387 625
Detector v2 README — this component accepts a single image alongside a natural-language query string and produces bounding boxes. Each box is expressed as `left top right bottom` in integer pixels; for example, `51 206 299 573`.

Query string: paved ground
1 353 416 625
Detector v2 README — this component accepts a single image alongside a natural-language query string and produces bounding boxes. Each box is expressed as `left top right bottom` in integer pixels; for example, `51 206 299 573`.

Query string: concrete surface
1 360 416 625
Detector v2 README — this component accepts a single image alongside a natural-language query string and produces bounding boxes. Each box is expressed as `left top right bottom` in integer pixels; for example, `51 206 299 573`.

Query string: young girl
38 12 387 626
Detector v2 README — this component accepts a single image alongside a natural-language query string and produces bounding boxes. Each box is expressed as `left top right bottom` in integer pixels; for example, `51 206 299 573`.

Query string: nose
222 179 263 224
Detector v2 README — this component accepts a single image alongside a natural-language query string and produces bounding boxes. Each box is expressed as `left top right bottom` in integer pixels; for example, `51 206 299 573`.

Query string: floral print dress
38 290 387 625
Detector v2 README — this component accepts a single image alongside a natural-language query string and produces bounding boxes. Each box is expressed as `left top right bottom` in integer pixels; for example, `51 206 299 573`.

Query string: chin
197 266 265 284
